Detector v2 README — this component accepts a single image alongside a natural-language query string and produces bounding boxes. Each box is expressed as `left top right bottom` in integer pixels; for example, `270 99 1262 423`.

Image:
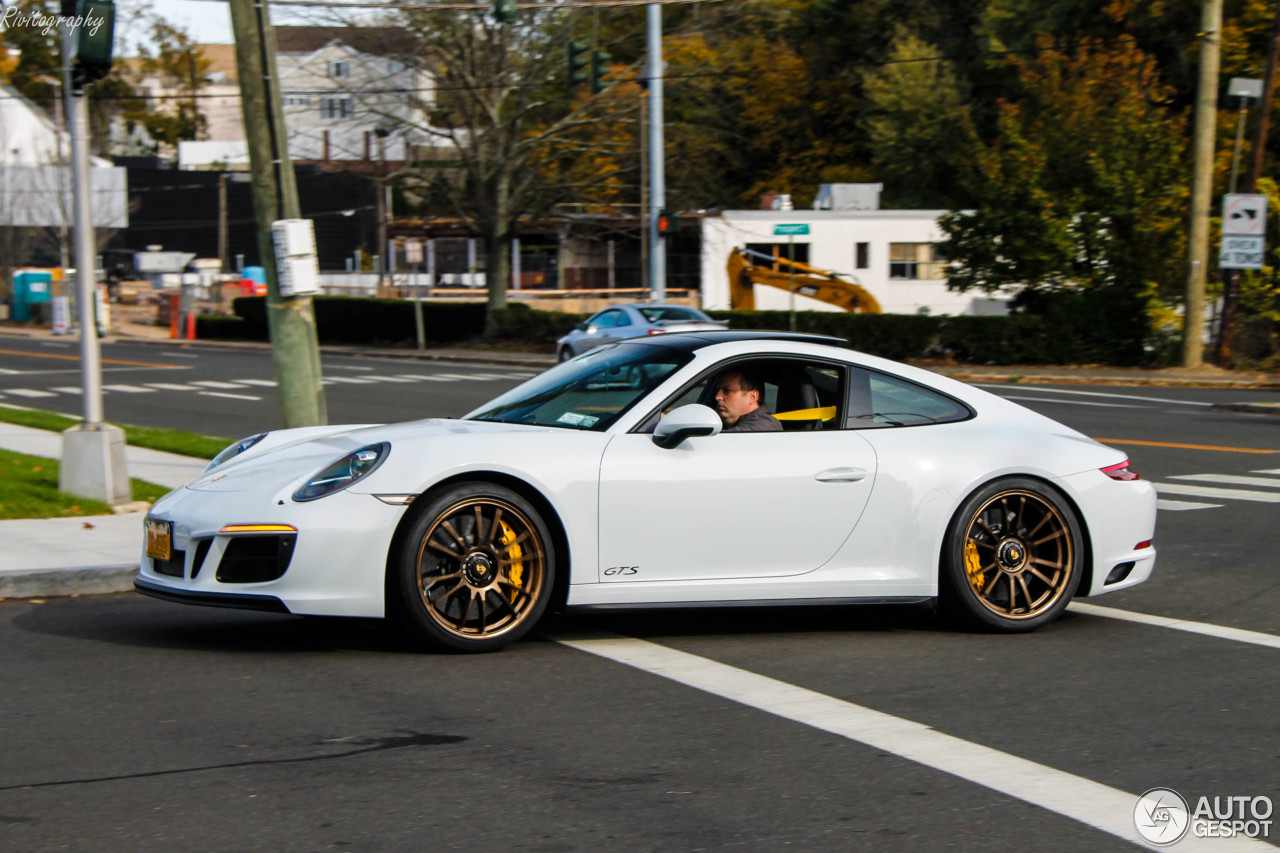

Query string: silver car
556 303 727 361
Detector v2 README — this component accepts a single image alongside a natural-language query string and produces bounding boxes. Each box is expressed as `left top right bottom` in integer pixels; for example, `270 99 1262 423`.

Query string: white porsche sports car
135 331 1157 652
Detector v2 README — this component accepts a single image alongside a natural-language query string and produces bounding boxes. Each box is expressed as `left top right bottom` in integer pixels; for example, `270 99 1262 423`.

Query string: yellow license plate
145 519 172 562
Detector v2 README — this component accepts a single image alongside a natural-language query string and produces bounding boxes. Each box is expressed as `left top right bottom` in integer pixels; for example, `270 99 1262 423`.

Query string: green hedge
200 289 1161 366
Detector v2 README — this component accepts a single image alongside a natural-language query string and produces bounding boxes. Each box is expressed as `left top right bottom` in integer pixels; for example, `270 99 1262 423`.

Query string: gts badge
604 566 639 577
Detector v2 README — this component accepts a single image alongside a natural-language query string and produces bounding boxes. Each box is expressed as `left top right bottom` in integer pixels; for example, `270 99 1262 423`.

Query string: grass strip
0 405 229 459
0 449 170 520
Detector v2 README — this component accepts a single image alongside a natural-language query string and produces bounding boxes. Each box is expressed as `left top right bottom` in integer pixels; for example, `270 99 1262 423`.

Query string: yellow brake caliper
964 540 984 591
499 520 524 596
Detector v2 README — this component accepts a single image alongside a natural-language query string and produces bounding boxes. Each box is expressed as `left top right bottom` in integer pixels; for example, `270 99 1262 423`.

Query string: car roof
627 329 848 351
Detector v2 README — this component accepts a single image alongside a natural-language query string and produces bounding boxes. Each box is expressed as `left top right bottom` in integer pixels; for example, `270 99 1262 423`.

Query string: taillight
1101 461 1140 481
646 329 666 335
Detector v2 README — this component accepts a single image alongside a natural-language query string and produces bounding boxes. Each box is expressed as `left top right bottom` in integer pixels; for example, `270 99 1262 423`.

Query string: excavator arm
727 248 881 313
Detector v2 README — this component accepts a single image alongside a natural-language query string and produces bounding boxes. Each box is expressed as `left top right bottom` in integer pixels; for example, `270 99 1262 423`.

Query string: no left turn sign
1223 194 1268 236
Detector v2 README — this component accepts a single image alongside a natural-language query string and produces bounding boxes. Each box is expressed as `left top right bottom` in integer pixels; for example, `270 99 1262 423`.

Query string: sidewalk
0 422 207 599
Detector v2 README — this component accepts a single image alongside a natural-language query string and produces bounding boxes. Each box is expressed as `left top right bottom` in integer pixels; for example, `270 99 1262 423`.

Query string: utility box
271 219 320 297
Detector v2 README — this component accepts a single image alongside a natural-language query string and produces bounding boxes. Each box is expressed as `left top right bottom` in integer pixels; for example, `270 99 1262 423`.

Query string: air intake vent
216 534 297 584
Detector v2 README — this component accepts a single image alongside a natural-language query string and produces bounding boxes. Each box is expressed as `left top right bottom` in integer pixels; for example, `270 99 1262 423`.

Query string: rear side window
848 368 971 428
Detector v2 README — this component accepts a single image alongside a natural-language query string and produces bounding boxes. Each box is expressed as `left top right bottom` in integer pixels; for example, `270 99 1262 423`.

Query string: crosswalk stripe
432 373 487 380
401 375 459 382
1156 499 1222 511
145 383 199 391
1170 473 1280 488
233 379 278 387
190 380 248 389
366 375 419 383
102 384 155 393
323 376 375 384
198 391 260 401
4 388 56 398
50 386 83 394
1154 482 1280 503
553 634 1271 851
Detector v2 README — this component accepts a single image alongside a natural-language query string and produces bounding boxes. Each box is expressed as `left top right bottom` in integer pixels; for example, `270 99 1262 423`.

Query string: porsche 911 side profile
135 331 1157 652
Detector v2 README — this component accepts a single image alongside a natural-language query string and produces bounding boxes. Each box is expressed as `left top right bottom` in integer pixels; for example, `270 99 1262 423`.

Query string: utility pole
58 0 131 506
1183 0 1222 369
646 4 666 301
228 0 327 427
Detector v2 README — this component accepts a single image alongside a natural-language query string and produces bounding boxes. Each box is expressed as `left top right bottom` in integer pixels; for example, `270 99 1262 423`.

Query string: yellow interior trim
774 406 837 421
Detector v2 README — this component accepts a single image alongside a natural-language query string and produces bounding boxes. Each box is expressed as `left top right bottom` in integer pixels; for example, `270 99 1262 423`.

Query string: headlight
206 433 268 472
292 443 390 502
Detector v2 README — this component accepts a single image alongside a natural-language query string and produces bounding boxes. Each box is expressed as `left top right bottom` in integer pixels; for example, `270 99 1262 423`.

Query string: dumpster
12 269 53 323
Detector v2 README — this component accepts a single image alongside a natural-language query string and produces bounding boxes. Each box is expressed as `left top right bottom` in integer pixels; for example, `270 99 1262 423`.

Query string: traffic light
73 0 116 87
568 42 590 90
590 49 611 94
657 209 680 236
493 0 517 24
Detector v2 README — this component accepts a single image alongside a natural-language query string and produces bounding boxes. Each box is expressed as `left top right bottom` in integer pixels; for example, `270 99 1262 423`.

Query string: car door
597 359 879 583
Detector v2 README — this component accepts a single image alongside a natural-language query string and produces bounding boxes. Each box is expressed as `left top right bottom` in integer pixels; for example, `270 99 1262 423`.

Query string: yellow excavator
727 247 881 313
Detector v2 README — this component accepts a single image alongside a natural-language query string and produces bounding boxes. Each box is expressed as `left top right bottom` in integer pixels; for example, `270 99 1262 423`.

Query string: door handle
815 467 868 483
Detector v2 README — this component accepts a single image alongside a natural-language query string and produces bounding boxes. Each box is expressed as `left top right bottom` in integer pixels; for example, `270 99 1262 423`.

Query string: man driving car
713 369 782 432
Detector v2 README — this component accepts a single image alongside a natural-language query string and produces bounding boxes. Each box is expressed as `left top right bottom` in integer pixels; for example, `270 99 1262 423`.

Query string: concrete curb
0 565 137 599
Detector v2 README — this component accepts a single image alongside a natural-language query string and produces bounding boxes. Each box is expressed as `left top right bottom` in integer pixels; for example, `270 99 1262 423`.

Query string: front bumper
135 486 410 618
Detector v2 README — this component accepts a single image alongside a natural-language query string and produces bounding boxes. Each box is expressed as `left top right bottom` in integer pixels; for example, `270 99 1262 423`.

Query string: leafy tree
940 39 1187 301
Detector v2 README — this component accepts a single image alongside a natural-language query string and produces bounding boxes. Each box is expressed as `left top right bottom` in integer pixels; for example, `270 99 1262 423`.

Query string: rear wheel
392 483 554 652
941 478 1082 632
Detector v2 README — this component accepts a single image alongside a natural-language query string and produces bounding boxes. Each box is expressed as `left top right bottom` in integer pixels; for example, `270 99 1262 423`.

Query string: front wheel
558 347 574 362
940 478 1083 632
391 482 554 652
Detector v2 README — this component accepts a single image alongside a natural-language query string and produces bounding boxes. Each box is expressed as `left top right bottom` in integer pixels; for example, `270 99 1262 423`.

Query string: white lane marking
1252 468 1280 475
1154 482 1280 503
102 384 155 393
160 351 199 358
50 386 83 394
233 379 277 387
4 388 57 398
366 375 419 383
198 391 260 401
404 375 459 382
1001 395 1142 410
433 373 489 380
40 341 71 348
460 373 509 380
1069 602 1280 651
1170 473 1280 488
190 380 248 389
145 382 199 391
974 385 1212 406
1156 499 1222 511
553 634 1265 851
0 368 19 375
323 376 375 384
330 364 375 372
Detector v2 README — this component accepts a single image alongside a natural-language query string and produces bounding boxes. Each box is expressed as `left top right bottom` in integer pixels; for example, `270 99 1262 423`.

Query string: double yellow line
1095 438 1278 455
0 348 177 369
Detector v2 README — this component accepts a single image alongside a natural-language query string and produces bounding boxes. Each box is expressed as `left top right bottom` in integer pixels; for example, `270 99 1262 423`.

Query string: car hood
185 418 548 493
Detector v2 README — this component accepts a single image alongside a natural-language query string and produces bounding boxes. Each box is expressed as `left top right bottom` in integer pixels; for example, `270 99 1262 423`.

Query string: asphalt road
3 339 1280 850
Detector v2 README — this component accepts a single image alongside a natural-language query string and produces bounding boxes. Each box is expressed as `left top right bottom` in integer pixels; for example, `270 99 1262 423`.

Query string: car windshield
467 343 692 431
637 305 709 323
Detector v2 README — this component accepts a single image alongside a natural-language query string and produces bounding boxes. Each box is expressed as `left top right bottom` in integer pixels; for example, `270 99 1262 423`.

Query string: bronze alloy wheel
413 496 548 643
943 478 1083 632
961 489 1074 620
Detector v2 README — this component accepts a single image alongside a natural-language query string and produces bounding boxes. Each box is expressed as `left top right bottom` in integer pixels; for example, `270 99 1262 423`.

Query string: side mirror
652 404 722 449
575 322 587 332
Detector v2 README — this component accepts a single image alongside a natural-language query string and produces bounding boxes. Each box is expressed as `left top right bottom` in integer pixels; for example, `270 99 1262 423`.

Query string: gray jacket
724 405 783 433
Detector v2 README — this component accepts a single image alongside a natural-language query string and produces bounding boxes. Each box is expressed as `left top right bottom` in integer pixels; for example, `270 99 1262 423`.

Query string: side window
591 311 617 329
847 368 971 428
637 359 846 433
612 310 633 327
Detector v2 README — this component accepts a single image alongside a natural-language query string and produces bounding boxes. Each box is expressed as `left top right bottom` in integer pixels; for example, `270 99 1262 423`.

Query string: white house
699 187 1011 316
0 83 129 230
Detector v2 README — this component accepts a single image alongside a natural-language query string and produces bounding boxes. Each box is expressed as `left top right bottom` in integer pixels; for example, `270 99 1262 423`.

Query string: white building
699 188 1012 316
0 83 129 230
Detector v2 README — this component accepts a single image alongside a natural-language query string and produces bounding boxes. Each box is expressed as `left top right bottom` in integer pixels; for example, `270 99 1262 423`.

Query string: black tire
940 478 1083 632
558 347 574 362
391 482 555 652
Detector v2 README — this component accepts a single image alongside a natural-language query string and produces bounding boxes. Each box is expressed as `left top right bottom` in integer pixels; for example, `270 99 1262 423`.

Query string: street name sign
773 224 810 236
